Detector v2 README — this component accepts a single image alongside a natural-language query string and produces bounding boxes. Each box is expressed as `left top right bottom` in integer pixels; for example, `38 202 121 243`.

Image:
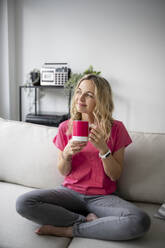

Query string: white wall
0 0 10 119
2 0 165 132
0 0 17 120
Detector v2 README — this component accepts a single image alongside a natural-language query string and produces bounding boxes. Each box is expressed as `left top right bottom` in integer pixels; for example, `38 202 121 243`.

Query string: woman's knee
16 191 35 216
132 211 151 237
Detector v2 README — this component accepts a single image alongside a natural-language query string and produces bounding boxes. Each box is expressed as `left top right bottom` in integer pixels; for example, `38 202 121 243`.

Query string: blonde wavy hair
67 74 114 141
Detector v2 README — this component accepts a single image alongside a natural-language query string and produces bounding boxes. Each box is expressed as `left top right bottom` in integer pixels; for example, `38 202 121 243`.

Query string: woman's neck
82 113 94 124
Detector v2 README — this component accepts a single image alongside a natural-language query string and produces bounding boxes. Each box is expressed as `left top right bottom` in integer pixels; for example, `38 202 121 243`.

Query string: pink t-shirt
53 119 132 195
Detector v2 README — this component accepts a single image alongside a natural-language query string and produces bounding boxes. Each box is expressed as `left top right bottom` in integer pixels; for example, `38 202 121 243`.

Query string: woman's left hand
89 123 108 154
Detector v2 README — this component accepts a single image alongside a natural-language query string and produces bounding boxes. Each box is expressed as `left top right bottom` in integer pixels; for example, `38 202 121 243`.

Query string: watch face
105 151 111 158
99 150 111 159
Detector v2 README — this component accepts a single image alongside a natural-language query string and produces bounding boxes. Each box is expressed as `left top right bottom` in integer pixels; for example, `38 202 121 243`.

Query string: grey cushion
154 201 165 220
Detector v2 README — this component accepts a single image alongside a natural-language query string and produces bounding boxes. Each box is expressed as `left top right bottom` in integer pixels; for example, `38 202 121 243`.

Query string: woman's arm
89 123 125 181
57 150 72 176
57 140 87 176
99 147 124 181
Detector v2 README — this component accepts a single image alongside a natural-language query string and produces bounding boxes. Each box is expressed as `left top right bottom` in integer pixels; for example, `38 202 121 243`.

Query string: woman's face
75 80 96 114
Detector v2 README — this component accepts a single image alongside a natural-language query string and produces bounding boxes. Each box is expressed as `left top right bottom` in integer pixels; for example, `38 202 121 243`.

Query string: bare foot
35 225 73 237
86 213 98 222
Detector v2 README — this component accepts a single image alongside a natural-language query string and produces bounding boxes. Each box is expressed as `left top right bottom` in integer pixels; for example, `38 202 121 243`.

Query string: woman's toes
35 225 53 235
35 225 73 237
86 213 98 222
35 228 41 234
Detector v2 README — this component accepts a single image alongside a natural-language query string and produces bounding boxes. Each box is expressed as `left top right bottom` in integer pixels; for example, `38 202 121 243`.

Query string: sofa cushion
1 181 165 248
118 131 165 204
154 201 165 220
1 118 165 204
0 182 71 248
0 118 64 189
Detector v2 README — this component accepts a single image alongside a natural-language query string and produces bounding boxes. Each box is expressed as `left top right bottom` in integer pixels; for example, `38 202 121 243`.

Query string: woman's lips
78 103 87 107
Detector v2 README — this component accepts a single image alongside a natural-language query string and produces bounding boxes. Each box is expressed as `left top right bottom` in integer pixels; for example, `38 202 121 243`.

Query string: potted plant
65 65 101 91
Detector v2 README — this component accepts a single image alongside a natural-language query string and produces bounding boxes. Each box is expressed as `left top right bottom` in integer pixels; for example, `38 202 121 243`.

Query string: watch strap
99 149 111 159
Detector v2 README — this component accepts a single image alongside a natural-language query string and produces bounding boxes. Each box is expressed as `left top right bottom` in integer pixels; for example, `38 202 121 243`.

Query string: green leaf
64 65 101 90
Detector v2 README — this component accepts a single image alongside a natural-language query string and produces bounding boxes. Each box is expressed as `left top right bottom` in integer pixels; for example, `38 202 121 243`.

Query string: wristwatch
99 149 111 159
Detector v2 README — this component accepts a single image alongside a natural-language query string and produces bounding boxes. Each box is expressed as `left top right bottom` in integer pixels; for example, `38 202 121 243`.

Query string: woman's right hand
63 140 87 159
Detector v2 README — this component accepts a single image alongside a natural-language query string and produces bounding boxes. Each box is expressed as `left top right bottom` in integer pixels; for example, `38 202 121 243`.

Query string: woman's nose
79 93 85 101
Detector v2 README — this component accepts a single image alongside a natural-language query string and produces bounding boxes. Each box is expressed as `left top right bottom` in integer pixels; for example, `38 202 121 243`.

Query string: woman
16 74 151 241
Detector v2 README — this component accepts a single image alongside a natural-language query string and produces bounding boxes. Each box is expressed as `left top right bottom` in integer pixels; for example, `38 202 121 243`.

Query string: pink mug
72 120 89 141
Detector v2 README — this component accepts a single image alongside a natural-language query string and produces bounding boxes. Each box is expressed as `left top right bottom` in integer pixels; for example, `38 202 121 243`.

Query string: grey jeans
16 185 151 241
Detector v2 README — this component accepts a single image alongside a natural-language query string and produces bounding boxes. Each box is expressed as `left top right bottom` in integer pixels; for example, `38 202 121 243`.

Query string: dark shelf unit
19 85 71 126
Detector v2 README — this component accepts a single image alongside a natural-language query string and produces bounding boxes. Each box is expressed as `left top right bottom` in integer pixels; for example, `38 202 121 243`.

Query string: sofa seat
1 181 164 248
0 182 71 248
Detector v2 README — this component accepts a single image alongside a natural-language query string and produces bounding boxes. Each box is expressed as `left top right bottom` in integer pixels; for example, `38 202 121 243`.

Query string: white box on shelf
40 63 69 86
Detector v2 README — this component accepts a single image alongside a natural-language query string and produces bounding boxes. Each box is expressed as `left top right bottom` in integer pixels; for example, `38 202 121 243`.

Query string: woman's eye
76 90 94 98
86 94 94 98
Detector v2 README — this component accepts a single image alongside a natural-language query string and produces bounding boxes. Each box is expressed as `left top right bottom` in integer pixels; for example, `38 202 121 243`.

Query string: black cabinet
19 85 71 127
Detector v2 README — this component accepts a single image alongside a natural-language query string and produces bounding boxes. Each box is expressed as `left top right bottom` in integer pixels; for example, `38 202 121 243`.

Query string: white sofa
0 117 165 248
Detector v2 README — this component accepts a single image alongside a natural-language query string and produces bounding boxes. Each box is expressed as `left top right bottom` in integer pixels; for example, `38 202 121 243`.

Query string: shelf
25 113 69 127
19 85 71 124
19 85 64 89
